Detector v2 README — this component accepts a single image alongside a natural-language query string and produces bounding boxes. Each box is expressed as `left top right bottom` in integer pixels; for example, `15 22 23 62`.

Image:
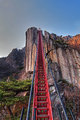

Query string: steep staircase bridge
20 31 76 120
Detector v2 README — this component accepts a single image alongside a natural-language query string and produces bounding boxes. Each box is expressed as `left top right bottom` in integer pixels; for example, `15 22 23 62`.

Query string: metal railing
20 50 37 120
26 52 37 120
33 108 36 120
45 53 69 120
20 107 24 120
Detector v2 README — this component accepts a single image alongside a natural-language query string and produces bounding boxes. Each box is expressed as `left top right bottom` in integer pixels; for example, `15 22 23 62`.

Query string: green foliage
1 77 8 82
9 75 16 81
0 79 31 106
55 38 68 47
50 34 69 48
0 79 31 119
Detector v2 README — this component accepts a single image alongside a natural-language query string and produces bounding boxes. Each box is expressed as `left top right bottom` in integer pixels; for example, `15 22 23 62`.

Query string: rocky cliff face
0 48 25 80
68 34 80 51
25 27 38 72
25 27 80 87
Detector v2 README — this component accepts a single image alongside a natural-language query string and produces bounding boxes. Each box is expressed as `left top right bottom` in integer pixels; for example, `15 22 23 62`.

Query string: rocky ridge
25 27 80 87
0 47 25 80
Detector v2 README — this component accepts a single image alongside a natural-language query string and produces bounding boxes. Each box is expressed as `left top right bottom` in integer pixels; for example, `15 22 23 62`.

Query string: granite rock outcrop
25 27 80 87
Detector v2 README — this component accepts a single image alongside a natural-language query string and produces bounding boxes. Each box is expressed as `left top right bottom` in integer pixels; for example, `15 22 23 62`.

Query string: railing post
57 106 62 120
69 109 75 120
33 108 36 120
20 107 24 120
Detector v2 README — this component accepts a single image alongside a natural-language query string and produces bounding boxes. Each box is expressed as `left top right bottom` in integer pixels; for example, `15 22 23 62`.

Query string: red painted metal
33 31 53 120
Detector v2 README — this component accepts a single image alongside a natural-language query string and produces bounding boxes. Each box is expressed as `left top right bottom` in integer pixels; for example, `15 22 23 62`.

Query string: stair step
37 101 47 103
38 88 46 91
37 104 47 108
37 115 49 119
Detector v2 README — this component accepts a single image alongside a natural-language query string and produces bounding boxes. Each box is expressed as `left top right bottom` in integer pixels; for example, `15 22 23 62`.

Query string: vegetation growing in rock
0 79 31 120
49 34 69 48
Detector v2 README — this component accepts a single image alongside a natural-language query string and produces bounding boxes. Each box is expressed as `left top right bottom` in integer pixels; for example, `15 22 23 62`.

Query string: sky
0 0 80 57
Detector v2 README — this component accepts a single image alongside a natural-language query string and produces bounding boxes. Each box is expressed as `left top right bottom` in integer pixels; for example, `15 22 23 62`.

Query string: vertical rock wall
25 27 38 72
25 27 80 87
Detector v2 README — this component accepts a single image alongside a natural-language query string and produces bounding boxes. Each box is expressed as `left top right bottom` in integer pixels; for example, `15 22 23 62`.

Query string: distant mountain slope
0 47 25 80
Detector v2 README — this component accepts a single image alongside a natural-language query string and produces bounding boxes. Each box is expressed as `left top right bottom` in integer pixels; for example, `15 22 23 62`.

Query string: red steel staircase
33 31 53 120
